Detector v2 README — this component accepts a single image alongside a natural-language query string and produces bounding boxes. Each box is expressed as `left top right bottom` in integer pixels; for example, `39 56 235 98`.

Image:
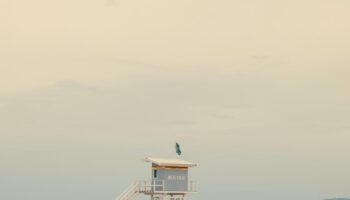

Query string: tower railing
136 180 197 193
137 180 164 192
117 180 197 200
188 181 197 193
116 182 140 200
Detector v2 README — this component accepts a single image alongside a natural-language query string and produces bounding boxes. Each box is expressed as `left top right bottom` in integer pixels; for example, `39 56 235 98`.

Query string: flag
175 142 182 156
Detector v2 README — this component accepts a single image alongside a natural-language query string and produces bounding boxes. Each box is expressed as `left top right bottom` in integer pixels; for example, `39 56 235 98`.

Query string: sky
1 0 350 200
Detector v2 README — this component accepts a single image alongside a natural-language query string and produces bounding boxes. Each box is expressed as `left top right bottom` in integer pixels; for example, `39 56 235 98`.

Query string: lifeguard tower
116 157 197 200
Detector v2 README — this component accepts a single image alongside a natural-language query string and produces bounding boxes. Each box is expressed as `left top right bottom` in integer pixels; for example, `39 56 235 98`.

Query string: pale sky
1 0 350 200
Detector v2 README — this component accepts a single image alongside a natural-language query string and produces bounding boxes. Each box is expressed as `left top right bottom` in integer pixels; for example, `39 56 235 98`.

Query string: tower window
154 170 157 178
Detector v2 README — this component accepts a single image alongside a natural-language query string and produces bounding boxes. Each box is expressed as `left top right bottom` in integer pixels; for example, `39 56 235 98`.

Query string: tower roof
145 157 197 167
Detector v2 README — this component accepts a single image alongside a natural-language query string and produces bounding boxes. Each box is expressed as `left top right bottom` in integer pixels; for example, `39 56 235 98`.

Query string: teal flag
175 142 182 156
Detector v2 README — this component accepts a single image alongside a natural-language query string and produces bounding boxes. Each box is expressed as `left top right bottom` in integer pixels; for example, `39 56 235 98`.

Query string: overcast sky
1 0 350 200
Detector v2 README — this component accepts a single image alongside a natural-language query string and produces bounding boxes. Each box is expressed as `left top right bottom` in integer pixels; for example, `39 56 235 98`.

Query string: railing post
153 180 155 192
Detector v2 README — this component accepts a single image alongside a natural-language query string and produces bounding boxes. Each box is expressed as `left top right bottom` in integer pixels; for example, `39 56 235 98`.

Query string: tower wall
152 165 188 192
